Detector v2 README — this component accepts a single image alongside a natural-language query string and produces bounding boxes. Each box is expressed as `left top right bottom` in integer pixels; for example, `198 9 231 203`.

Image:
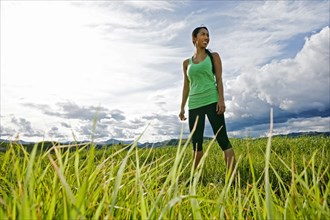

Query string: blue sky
1 1 329 143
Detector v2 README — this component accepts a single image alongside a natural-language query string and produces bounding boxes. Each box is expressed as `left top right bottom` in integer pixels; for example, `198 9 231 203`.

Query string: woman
179 26 236 172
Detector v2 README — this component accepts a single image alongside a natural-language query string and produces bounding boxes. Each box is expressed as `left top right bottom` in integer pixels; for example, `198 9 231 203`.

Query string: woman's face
194 28 209 48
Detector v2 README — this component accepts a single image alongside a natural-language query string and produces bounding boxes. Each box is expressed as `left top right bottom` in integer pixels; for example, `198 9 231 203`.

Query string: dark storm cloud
76 119 136 140
55 102 110 121
22 101 148 141
48 127 66 139
109 109 126 121
129 118 146 128
10 117 43 137
0 125 16 137
78 123 110 140
61 122 71 128
23 101 126 122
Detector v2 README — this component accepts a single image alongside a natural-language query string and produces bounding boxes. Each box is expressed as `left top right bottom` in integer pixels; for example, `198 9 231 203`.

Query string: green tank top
187 55 219 110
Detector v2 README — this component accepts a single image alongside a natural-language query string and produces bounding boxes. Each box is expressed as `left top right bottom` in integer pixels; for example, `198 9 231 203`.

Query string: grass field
0 134 329 219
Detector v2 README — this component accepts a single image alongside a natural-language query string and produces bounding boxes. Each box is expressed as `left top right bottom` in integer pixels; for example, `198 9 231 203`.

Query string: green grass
0 135 329 219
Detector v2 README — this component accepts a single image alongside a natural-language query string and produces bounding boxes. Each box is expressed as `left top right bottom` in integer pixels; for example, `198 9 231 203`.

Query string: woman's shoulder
211 51 220 58
183 58 190 66
210 51 221 62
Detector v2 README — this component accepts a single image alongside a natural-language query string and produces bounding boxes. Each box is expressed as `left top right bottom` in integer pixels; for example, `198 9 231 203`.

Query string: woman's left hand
216 101 226 114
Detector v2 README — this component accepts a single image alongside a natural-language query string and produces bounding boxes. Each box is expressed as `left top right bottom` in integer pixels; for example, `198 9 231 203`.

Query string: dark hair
192 26 215 74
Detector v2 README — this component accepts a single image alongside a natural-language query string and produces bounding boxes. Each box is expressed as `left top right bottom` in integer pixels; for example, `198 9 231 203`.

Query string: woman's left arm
212 52 226 114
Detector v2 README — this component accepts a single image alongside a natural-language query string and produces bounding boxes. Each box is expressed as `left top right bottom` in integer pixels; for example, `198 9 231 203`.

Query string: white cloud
122 1 178 12
1 1 329 142
273 117 330 135
226 26 329 120
1 1 185 117
210 1 330 75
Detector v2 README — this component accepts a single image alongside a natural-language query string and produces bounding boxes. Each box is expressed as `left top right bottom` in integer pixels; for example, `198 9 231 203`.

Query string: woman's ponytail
205 49 215 74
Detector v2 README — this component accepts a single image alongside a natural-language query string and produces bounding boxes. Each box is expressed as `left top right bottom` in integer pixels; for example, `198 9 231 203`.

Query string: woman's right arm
179 59 189 121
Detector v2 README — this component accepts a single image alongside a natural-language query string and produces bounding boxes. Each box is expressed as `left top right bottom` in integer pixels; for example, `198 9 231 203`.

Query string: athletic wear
186 54 232 152
187 56 219 110
189 103 232 151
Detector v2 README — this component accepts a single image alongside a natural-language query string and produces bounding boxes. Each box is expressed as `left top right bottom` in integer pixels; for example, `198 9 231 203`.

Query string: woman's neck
194 47 206 57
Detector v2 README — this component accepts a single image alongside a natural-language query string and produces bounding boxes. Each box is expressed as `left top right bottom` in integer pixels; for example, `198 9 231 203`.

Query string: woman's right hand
179 109 187 121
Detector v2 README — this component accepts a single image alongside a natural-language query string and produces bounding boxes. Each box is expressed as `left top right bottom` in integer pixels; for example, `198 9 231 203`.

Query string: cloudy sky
1 1 329 143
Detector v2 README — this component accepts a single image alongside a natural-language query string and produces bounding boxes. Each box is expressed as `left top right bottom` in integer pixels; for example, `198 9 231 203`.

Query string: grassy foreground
0 135 329 219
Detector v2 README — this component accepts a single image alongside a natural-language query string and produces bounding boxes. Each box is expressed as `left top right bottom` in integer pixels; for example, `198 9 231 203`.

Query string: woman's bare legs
193 150 203 169
193 149 235 171
224 148 236 174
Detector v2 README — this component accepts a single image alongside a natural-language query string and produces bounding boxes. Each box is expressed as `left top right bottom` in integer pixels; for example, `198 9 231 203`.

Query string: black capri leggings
188 102 232 152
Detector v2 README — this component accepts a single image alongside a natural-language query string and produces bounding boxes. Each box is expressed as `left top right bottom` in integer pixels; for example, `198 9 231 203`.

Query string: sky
1 1 329 143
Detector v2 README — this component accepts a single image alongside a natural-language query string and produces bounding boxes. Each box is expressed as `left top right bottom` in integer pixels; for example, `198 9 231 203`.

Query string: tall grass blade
109 136 140 216
20 142 38 220
47 152 75 203
247 143 263 220
0 116 329 219
148 122 195 219
135 146 147 220
265 108 274 219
